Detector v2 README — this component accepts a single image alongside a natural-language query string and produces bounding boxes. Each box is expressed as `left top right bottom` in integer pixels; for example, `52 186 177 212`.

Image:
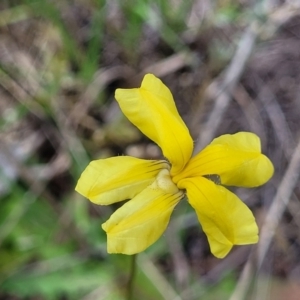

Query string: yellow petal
174 132 274 187
115 74 193 176
102 170 183 254
75 156 168 205
179 177 258 258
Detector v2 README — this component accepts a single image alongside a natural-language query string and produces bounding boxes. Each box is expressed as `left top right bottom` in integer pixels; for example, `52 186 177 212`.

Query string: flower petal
75 156 168 205
179 177 258 258
102 174 183 254
174 132 274 187
115 74 193 175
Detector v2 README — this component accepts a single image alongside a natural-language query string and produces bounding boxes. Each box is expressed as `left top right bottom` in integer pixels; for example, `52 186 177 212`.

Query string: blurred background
1 0 300 299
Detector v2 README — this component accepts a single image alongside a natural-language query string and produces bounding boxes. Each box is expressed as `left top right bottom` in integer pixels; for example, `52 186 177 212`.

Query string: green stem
126 254 137 300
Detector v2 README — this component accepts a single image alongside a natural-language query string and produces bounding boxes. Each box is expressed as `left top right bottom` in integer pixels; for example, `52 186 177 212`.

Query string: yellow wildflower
76 74 274 258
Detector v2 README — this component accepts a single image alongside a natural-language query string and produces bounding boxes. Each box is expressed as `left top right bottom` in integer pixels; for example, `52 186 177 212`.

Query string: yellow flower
75 74 274 258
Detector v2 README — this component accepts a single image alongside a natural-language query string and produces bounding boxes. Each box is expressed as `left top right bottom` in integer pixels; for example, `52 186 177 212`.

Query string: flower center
151 169 181 194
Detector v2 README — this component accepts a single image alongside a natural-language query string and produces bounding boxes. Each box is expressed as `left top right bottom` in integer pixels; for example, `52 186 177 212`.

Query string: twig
166 220 191 300
194 20 260 153
233 85 266 144
140 51 198 78
228 256 254 300
229 136 300 300
257 137 300 267
228 6 300 297
137 253 182 300
258 81 295 158
194 2 300 153
68 65 134 128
